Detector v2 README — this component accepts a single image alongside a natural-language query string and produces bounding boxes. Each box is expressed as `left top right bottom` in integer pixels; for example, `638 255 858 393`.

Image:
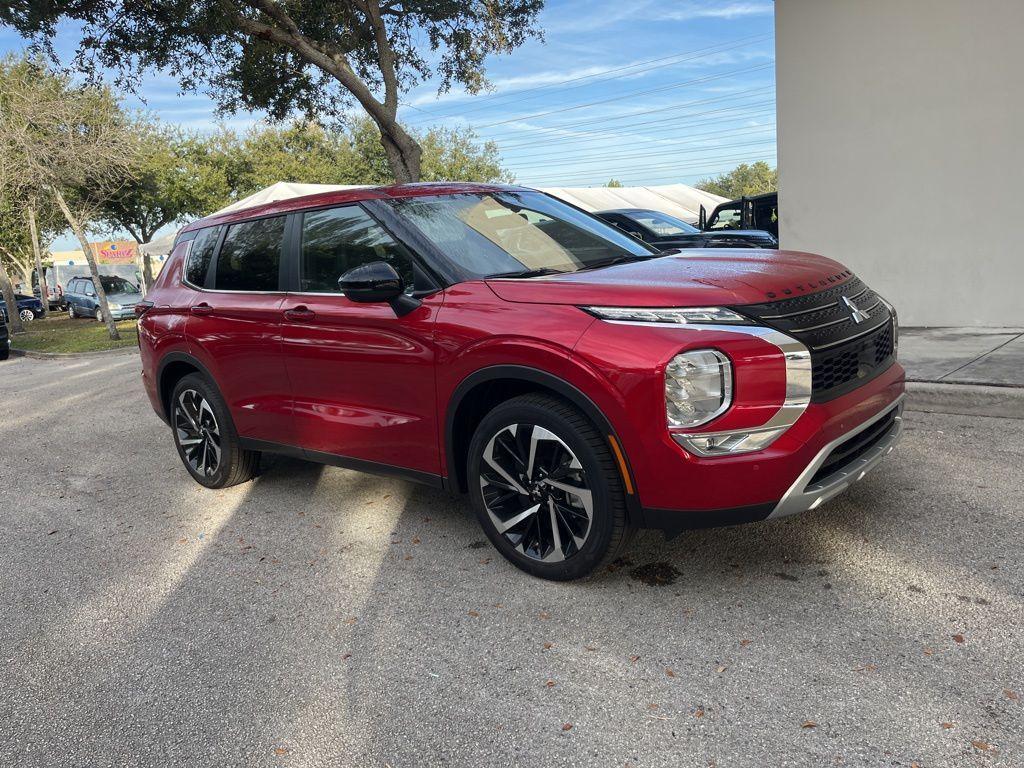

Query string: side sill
639 502 776 540
239 437 445 489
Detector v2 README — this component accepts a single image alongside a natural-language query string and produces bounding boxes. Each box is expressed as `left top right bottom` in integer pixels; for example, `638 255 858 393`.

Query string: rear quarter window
214 216 285 292
184 226 221 287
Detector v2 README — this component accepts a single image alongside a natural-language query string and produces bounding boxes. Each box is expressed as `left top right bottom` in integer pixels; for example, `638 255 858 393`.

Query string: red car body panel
281 291 443 473
140 183 905 531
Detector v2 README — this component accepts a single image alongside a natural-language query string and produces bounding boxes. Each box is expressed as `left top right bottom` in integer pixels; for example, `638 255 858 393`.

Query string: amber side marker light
607 434 635 495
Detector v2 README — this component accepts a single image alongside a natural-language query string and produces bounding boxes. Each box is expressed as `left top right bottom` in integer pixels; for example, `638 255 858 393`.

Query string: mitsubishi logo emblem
840 295 871 324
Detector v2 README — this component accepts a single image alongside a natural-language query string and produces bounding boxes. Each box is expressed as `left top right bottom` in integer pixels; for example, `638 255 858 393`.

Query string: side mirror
338 261 422 317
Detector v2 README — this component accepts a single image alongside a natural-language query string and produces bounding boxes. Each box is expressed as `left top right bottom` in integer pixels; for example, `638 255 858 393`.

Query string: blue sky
1 0 776 246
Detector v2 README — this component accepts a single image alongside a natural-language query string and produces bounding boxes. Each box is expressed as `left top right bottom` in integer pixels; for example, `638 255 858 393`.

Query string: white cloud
662 2 774 22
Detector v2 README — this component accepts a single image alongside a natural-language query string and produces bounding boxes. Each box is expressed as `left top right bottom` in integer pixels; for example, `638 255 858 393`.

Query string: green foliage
696 161 777 199
96 123 235 242
221 118 511 200
1 0 544 181
605 179 623 188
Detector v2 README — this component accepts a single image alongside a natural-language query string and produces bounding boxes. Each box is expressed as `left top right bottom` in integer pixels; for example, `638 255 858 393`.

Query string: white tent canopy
541 184 726 223
213 182 368 216
206 181 725 223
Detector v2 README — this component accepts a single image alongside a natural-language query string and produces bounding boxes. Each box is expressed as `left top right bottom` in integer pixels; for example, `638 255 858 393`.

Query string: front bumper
769 395 904 519
636 389 905 536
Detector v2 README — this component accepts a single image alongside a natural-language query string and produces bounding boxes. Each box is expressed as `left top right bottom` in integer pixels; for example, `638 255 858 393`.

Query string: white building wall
775 0 1024 326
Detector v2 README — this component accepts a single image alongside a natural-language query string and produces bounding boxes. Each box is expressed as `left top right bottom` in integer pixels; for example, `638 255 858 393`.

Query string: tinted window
388 191 655 279
624 210 700 237
214 217 285 292
300 206 415 293
185 226 221 286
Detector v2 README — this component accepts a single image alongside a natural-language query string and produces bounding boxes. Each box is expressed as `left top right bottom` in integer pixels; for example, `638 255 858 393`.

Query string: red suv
138 183 905 580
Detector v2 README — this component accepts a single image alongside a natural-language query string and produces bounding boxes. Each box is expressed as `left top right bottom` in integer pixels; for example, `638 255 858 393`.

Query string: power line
501 123 776 167
401 34 773 124
507 137 777 173
471 86 775 142
495 103 776 154
470 63 775 129
519 150 777 186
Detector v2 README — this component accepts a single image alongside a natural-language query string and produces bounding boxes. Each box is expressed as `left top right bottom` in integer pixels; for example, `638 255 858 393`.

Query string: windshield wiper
484 267 568 279
575 253 661 271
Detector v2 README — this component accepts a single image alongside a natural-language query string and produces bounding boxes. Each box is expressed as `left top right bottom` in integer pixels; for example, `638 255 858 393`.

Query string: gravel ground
1 354 1021 768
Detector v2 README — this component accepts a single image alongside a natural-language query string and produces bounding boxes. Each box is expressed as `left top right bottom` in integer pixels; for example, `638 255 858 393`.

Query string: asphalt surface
1 354 1021 768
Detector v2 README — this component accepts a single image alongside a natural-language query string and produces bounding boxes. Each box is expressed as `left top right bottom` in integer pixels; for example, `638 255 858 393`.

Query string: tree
215 117 510 200
696 161 777 199
605 179 623 188
97 124 233 245
2 0 543 184
0 56 141 340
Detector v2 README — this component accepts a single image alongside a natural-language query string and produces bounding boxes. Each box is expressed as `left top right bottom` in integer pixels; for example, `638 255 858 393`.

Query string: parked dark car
699 191 779 239
65 276 143 321
1 313 9 360
0 294 45 324
597 208 777 250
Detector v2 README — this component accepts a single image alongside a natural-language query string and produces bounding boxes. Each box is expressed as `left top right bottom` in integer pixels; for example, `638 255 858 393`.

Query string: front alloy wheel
480 424 593 563
468 394 633 580
19 308 34 323
174 389 222 477
95 307 103 322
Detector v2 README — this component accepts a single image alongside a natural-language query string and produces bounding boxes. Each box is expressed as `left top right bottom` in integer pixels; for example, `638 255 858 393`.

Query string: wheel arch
444 365 640 522
156 352 218 424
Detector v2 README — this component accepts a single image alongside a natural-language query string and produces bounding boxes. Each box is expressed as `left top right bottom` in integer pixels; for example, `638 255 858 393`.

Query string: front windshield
101 277 138 295
625 210 700 236
388 191 657 278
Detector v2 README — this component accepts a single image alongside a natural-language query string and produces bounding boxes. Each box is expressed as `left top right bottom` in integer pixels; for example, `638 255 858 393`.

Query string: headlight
665 349 732 428
108 303 121 310
583 306 752 324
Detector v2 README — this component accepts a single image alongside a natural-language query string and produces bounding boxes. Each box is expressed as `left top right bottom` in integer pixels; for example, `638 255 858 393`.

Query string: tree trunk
378 124 422 184
143 252 154 292
50 187 121 341
0 256 25 335
27 205 47 317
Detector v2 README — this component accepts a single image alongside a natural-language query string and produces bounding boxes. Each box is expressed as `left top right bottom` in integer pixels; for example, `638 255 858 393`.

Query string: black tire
170 373 260 489
94 307 103 322
68 304 76 319
467 393 633 580
0 346 8 361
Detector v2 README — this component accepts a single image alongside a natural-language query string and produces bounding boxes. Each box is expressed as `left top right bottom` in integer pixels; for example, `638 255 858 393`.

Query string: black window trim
291 200 442 297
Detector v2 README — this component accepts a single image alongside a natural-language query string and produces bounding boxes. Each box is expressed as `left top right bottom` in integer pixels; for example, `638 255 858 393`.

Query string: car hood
484 249 853 307
106 292 144 305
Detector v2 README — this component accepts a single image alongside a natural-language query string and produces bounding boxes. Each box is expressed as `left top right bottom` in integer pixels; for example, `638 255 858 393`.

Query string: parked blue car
65 276 143 321
0 294 45 324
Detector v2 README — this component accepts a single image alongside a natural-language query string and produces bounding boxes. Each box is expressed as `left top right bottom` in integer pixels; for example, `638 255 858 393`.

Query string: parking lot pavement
1 355 1021 768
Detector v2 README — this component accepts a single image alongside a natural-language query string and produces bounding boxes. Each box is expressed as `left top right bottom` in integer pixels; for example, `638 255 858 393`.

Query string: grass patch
11 314 138 354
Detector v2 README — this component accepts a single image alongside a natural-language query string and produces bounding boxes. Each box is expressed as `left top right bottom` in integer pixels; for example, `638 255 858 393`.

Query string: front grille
808 407 898 486
733 276 897 402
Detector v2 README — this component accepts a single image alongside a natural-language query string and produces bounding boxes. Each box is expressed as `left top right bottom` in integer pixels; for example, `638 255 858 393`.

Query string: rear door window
214 216 285 292
184 226 221 287
299 206 416 293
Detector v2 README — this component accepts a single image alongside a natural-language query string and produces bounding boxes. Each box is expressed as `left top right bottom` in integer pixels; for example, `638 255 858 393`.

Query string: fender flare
155 351 219 423
443 364 640 522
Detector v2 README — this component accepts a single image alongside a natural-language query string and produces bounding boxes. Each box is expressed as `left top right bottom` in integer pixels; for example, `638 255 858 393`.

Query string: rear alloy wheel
19 308 34 323
175 389 223 478
468 394 632 580
68 304 76 319
170 373 260 489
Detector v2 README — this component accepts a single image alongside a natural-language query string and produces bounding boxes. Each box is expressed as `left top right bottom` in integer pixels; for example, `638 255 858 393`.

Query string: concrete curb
9 346 139 360
906 381 1024 419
